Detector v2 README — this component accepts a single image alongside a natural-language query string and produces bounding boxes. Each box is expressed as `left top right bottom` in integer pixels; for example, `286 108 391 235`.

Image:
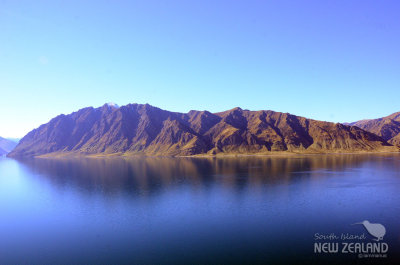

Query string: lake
1 154 399 264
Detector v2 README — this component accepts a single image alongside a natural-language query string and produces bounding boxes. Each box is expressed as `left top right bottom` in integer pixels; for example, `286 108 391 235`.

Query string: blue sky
1 0 399 138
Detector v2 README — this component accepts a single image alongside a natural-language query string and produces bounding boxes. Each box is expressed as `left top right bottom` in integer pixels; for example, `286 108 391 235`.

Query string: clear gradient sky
1 0 399 138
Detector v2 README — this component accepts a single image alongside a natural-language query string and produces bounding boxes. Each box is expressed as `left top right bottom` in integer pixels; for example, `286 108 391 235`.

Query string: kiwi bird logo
353 220 386 241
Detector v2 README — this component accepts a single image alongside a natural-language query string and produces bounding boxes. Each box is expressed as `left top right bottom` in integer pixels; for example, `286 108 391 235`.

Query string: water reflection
3 154 400 264
16 154 400 198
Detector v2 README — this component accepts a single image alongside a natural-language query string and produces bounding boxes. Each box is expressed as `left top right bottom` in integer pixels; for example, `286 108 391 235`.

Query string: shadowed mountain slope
8 103 398 157
348 112 400 146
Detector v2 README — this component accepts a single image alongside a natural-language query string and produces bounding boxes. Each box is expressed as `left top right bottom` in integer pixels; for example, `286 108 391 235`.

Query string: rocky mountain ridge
348 112 400 146
8 103 398 157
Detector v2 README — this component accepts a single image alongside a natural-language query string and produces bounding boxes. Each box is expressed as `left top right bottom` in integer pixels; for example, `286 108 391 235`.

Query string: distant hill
6 138 20 143
0 137 18 156
347 112 400 146
8 103 398 158
0 147 7 156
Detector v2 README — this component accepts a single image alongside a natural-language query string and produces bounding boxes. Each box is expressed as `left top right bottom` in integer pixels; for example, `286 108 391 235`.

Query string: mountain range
0 137 18 156
8 103 399 158
347 112 400 146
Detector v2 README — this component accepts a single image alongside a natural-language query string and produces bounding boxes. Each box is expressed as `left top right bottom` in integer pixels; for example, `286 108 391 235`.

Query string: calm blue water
1 154 400 264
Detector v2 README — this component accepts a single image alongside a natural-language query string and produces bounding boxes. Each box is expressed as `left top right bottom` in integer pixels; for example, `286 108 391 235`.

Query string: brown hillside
8 104 397 157
348 112 400 146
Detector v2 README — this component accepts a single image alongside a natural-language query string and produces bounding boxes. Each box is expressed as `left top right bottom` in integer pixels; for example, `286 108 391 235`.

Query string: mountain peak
230 107 243 112
104 102 119 109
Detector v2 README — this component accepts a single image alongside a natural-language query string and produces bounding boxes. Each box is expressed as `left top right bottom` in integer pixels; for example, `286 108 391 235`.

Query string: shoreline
8 149 400 160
